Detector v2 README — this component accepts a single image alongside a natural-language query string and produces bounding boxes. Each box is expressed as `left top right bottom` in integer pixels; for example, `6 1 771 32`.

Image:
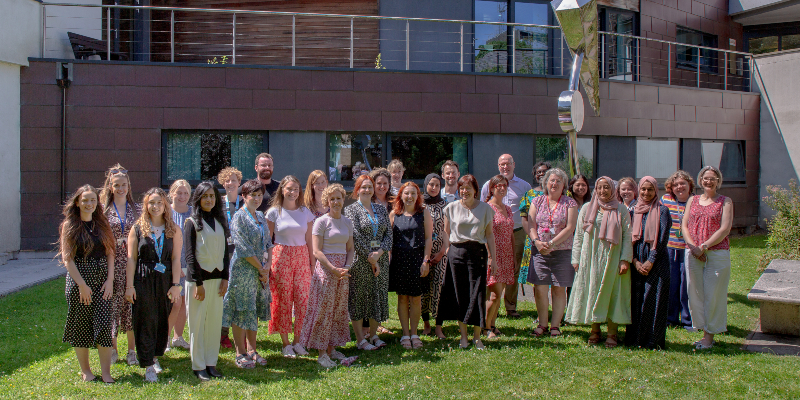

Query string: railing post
511 26 516 74
170 10 174 62
405 20 410 70
350 18 354 68
232 13 236 64
460 24 463 72
106 7 111 61
600 33 605 79
696 47 701 88
667 42 671 85
749 56 753 92
292 15 296 67
723 51 728 90
560 33 564 76
636 38 640 81
41 4 46 58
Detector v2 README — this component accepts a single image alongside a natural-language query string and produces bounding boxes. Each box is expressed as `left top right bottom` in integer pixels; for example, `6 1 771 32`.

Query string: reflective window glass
702 141 745 181
536 136 594 179
390 136 470 180
165 131 264 184
748 36 779 55
636 139 678 179
328 133 384 182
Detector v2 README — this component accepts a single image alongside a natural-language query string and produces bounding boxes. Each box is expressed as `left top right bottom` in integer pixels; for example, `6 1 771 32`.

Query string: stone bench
748 259 800 336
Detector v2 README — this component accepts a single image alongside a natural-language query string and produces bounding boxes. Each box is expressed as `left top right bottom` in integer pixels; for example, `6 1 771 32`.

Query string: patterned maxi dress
222 207 272 332
421 199 447 318
518 189 545 284
343 202 392 322
488 203 515 286
625 205 671 349
105 202 141 336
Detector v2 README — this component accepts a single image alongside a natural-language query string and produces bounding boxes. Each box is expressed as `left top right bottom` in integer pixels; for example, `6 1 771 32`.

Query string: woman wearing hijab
420 173 449 339
566 176 633 348
625 177 671 350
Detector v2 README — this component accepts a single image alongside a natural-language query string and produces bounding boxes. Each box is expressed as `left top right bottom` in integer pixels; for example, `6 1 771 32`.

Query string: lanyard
547 195 561 229
113 201 128 234
245 208 265 242
151 231 164 263
360 201 379 239
225 195 240 225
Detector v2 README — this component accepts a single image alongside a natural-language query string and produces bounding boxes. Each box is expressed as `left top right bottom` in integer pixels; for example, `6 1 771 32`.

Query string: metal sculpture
551 0 601 177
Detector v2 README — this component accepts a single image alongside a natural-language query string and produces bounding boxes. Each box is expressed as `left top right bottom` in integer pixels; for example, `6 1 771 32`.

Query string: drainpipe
56 63 72 203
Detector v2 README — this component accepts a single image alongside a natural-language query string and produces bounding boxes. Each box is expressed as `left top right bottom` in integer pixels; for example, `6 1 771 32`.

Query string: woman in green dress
565 176 633 348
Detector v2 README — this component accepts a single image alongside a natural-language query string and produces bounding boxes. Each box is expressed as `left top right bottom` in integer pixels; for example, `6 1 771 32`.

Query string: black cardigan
183 213 230 286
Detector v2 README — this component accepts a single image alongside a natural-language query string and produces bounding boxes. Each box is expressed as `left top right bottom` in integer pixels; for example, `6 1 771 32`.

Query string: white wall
0 0 42 66
0 61 22 254
44 0 103 59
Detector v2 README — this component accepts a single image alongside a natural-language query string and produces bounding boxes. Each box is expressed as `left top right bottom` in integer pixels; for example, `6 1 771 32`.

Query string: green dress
565 203 633 325
517 189 544 284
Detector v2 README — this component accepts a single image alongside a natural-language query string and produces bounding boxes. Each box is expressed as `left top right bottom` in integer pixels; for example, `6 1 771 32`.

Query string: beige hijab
582 176 621 245
632 176 661 246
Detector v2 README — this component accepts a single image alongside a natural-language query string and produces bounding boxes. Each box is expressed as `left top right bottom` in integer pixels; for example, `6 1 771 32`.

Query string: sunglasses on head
110 168 128 175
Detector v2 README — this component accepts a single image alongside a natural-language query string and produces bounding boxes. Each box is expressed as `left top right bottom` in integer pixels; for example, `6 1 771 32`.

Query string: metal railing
41 2 754 91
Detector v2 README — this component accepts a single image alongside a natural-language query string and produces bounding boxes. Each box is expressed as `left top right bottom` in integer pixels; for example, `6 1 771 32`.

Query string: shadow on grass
728 293 758 308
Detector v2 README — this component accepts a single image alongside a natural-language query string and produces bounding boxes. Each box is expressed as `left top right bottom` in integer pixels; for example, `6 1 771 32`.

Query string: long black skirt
132 263 172 368
625 258 670 349
435 241 487 327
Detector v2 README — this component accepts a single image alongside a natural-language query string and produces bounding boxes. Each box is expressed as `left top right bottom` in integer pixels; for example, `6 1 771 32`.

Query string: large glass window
535 136 594 179
676 27 718 73
514 1 550 75
164 131 265 185
600 8 637 81
474 0 552 74
475 0 509 73
636 138 678 179
327 133 471 183
701 140 745 182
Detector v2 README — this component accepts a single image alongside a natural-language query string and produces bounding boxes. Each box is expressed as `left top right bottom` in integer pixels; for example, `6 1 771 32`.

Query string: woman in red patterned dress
485 175 514 339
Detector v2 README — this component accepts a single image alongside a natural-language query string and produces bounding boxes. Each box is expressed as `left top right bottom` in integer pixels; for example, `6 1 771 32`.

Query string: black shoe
506 311 522 319
206 366 223 378
193 369 211 381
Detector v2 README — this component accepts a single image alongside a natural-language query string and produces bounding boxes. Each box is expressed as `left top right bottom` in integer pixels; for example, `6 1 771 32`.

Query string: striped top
660 194 686 249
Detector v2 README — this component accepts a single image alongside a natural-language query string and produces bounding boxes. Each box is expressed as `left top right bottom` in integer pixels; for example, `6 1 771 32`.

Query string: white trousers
685 250 731 335
186 279 224 370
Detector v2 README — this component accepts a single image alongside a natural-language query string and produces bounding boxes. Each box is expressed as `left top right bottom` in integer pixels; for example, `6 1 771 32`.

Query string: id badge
549 227 556 234
263 252 270 263
117 238 126 246
154 263 166 273
227 237 234 246
370 240 381 250
676 229 683 238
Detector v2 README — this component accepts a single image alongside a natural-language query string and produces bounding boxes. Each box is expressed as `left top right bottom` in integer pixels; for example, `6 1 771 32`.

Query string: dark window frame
599 6 640 81
700 139 747 184
676 26 719 74
160 129 269 188
744 22 800 54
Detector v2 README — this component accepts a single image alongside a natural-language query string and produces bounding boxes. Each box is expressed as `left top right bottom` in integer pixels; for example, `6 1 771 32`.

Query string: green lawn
1 235 798 399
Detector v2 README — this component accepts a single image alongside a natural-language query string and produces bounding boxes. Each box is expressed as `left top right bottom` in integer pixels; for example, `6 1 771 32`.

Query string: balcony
41 2 754 92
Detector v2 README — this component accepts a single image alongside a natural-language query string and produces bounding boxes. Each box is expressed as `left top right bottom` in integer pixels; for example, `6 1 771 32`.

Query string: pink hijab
632 176 661 246
582 176 621 245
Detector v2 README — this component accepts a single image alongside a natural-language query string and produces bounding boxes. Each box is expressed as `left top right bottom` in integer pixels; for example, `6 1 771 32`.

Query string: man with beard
242 153 280 212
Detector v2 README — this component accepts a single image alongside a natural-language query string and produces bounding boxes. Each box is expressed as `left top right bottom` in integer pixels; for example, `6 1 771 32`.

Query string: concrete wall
1 0 42 66
44 0 103 59
754 49 800 223
473 134 534 184
269 131 327 183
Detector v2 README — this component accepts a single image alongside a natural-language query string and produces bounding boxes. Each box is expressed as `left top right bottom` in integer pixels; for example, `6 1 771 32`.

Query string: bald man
480 154 532 318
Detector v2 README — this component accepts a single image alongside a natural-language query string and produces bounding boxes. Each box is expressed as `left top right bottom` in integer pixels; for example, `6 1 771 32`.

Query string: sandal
369 335 387 348
410 335 423 349
376 326 393 335
235 354 255 369
605 334 618 348
588 330 602 344
550 327 562 337
530 324 548 337
248 351 268 366
400 336 412 350
357 338 377 351
491 326 503 336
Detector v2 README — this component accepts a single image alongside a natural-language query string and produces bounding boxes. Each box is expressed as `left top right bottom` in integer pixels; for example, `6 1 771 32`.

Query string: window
600 7 638 81
474 0 552 74
327 133 471 182
701 140 745 182
636 138 678 179
748 36 779 55
513 1 551 75
163 130 266 185
676 27 718 73
535 136 594 179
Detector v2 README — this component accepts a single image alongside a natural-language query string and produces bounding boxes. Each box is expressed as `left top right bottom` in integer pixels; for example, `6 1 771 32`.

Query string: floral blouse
231 207 273 263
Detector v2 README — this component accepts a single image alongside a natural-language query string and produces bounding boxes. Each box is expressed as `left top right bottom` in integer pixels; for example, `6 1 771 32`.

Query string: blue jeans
667 248 691 326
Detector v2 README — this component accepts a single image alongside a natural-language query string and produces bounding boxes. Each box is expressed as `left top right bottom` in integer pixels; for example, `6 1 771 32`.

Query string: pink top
534 195 578 251
687 195 729 251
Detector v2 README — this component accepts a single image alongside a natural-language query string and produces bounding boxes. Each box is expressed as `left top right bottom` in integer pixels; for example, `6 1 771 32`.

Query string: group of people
59 151 733 383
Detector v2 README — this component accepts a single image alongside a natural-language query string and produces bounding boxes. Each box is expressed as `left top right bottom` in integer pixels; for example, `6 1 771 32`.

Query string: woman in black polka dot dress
60 185 117 383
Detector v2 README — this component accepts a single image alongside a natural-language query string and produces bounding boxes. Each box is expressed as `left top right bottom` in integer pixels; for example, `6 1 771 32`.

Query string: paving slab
743 322 800 356
0 251 64 298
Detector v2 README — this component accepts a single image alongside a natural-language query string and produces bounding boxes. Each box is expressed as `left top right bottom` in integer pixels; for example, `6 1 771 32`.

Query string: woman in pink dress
485 175 514 339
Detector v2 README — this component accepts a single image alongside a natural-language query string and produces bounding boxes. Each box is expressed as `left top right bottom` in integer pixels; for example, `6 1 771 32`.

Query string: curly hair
99 163 135 209
321 184 346 208
392 182 424 215
541 168 569 196
217 167 243 186
136 188 178 239
665 170 696 198
59 185 116 262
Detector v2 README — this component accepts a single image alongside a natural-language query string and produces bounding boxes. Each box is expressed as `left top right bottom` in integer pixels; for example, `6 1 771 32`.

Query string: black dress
132 225 174 368
625 206 671 349
389 212 426 296
63 222 114 348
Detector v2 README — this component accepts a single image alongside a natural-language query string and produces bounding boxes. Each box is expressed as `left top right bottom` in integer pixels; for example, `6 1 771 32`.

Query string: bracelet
172 283 181 287
126 286 134 289
343 264 351 268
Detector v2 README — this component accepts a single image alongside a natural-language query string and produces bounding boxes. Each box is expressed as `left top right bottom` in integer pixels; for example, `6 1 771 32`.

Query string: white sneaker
126 350 138 366
292 343 309 356
172 337 190 349
329 350 346 360
282 344 296 358
317 353 336 368
110 349 119 364
153 359 162 373
144 366 158 382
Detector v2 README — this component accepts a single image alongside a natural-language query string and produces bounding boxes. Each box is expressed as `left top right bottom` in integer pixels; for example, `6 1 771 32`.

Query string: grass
1 235 798 399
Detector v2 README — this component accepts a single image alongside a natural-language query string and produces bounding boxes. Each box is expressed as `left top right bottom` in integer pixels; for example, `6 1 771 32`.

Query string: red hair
350 174 375 199
392 182 424 215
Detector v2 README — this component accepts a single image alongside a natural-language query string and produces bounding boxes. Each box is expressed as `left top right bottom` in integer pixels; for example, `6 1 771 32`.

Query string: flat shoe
474 339 485 350
400 336 412 350
206 366 223 378
459 340 470 349
410 335 423 349
194 369 211 382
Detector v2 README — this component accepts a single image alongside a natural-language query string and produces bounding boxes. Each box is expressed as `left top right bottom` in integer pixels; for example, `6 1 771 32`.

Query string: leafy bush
759 179 800 270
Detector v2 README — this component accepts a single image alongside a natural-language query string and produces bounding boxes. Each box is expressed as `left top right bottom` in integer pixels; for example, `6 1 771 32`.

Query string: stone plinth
748 259 800 336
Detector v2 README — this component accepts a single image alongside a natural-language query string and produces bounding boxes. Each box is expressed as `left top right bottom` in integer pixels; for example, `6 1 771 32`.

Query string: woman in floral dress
485 175 514 339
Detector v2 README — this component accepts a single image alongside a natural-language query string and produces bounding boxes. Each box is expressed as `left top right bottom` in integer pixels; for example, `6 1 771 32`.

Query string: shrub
759 179 800 270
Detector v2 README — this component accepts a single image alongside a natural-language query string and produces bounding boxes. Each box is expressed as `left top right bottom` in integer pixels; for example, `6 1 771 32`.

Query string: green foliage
759 179 800 270
207 56 229 64
535 137 593 179
374 53 386 69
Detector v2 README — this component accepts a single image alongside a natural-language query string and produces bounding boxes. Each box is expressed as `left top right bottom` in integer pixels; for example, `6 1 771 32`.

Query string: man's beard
259 169 272 180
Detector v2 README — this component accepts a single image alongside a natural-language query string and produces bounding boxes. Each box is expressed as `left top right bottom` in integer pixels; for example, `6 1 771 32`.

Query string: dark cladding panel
596 136 635 179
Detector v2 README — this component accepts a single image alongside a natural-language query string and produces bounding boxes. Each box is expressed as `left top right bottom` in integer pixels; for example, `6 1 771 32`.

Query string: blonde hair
698 166 724 189
304 170 327 211
387 159 405 173
217 167 243 185
321 184 346 208
168 179 191 204
136 188 178 239
617 177 638 202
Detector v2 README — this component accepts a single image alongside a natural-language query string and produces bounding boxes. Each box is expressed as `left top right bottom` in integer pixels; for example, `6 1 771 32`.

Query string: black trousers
133 264 172 368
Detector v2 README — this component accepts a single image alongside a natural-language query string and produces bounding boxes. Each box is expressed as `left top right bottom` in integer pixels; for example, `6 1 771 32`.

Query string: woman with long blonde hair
304 170 329 219
167 179 191 350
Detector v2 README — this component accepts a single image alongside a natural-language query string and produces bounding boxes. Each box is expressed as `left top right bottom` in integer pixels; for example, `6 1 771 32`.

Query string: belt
513 227 523 232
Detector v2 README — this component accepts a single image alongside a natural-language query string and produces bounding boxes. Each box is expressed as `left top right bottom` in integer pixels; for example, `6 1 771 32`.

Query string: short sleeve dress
105 202 141 336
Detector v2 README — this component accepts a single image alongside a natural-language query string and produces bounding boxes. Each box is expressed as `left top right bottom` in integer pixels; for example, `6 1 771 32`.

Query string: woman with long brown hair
99 163 141 365
60 184 116 383
125 188 183 382
304 170 329 219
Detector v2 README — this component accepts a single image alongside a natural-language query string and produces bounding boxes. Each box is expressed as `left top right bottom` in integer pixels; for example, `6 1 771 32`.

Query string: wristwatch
172 283 181 287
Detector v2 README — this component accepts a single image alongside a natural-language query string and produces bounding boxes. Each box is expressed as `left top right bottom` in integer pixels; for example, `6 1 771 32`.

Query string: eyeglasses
110 168 128 176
